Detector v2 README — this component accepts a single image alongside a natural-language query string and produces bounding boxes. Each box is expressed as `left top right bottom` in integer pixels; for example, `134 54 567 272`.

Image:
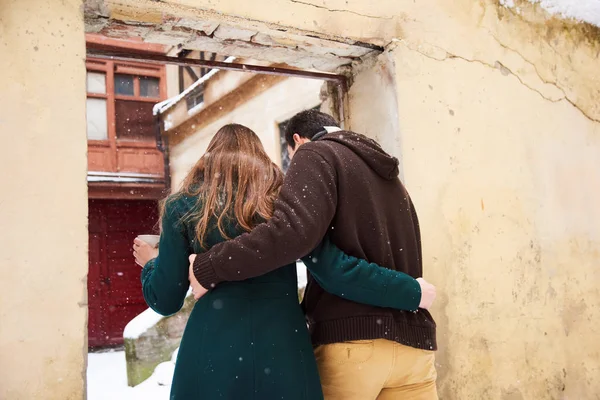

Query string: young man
189 110 438 399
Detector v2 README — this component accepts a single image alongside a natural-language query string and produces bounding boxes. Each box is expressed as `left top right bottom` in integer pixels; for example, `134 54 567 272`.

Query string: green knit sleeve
302 236 421 312
141 198 192 316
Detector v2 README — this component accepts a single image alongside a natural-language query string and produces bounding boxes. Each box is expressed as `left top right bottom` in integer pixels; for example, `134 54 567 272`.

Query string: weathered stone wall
84 0 377 72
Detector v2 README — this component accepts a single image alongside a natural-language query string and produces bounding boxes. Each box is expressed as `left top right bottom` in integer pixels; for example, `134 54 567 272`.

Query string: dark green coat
142 194 421 400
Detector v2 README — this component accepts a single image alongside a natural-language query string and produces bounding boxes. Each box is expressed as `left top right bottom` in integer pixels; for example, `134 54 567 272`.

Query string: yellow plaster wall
387 41 600 399
0 0 88 399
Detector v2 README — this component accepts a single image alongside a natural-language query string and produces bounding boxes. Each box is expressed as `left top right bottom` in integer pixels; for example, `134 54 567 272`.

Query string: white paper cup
137 234 160 248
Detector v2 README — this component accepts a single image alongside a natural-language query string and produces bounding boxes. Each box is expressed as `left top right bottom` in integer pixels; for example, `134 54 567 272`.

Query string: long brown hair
167 124 283 249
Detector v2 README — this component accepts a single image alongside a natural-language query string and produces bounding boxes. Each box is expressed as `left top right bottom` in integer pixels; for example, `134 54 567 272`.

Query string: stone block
177 18 220 36
124 294 195 387
213 24 257 41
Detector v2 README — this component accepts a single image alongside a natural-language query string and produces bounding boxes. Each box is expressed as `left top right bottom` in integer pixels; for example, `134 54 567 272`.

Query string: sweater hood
318 131 399 180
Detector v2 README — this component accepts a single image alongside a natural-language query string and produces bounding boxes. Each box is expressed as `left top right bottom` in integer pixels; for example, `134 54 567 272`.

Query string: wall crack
484 32 599 123
402 42 599 123
485 30 566 97
289 0 393 20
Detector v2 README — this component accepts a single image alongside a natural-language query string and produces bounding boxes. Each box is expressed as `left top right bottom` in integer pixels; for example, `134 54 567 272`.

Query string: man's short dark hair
285 109 339 149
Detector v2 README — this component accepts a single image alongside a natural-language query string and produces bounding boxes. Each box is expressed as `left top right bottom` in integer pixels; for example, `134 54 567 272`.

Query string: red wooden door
88 199 159 348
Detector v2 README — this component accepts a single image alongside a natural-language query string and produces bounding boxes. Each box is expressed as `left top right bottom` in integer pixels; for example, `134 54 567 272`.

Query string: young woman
133 124 426 399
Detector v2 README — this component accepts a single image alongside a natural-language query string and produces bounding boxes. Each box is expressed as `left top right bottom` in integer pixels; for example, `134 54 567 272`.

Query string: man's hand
416 278 436 310
133 238 158 267
188 254 208 300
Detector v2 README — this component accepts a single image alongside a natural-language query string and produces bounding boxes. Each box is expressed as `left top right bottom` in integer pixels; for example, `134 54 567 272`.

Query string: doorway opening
83 20 380 398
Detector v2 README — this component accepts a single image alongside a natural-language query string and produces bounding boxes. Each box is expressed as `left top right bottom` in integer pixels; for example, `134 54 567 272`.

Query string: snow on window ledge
187 101 205 116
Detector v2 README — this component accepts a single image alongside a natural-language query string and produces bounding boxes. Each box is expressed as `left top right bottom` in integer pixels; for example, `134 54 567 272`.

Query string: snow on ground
87 350 174 400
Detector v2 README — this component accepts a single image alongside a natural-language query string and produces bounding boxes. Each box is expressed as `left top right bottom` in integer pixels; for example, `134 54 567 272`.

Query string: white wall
169 76 323 189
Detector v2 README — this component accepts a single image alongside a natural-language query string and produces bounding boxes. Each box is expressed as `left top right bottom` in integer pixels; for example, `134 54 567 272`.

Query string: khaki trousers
314 339 438 400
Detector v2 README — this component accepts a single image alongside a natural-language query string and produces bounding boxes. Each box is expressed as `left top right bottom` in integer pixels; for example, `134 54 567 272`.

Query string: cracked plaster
399 40 598 123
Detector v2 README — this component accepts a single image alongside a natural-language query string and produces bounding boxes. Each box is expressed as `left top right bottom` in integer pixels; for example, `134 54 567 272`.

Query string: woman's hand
133 238 159 267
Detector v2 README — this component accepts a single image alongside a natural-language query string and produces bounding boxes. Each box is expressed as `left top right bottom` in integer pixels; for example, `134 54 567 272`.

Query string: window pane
115 74 134 96
115 100 155 141
87 72 106 94
86 98 108 140
186 84 204 110
140 77 160 98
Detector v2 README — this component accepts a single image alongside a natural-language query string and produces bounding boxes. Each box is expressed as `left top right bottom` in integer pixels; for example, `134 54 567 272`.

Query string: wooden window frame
86 57 167 144
86 60 113 149
113 62 164 147
86 57 168 171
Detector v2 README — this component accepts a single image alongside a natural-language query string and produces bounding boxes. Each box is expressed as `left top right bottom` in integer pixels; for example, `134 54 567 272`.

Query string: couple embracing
133 109 438 400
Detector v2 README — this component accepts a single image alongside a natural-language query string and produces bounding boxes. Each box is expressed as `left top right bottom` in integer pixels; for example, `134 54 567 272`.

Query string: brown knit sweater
193 131 437 350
